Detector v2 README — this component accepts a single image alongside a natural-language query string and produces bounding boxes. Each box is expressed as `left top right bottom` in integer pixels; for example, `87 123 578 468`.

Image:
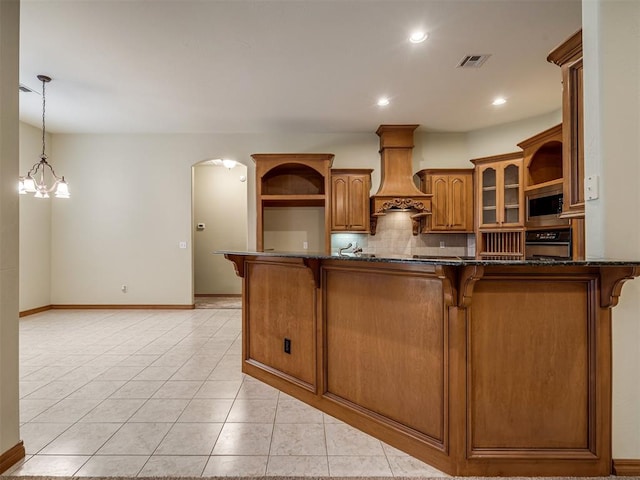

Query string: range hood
370 124 432 235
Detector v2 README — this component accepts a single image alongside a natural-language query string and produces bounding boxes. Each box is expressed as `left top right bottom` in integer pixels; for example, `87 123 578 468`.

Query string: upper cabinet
415 169 474 233
331 169 372 233
548 29 584 218
253 153 333 253
471 153 524 229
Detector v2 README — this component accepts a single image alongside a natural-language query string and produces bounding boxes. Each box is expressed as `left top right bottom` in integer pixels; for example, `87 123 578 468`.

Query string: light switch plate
585 175 599 200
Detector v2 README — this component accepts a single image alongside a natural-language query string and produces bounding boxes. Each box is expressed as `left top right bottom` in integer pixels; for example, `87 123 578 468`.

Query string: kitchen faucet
338 242 363 256
338 243 352 256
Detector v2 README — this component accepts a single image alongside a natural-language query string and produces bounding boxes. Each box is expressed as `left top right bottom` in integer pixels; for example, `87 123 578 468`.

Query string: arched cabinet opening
519 124 563 190
253 153 334 253
262 163 326 196
527 140 563 186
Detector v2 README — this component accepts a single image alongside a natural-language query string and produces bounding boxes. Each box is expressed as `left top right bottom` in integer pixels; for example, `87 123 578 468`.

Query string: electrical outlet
179 241 187 249
284 338 291 354
303 241 308 250
440 241 445 248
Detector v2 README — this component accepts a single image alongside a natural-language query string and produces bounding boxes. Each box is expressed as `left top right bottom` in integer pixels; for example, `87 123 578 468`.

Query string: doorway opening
192 160 248 307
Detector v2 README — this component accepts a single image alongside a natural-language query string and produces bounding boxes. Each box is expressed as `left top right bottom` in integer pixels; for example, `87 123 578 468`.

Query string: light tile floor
4 308 448 477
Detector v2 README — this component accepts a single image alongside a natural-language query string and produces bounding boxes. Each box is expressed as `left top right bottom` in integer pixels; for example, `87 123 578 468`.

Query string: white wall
46 131 380 305
193 162 247 295
0 0 21 460
415 132 470 170
263 207 325 253
19 123 51 311
467 109 562 159
583 0 640 458
412 112 563 174
50 134 195 305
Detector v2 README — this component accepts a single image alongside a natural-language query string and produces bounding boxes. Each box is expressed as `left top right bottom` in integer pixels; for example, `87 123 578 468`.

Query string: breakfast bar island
222 252 640 477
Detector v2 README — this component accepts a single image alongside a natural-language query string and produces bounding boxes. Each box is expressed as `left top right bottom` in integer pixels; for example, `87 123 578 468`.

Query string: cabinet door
448 175 472 231
331 176 348 231
347 176 369 231
331 173 370 232
477 161 522 228
564 58 584 214
478 166 499 228
430 175 450 230
501 162 523 226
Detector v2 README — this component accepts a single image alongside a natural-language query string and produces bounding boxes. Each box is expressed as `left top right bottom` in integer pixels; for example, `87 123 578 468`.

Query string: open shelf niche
253 153 334 253
519 124 563 190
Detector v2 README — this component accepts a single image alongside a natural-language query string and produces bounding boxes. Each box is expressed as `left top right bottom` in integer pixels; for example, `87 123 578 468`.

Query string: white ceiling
18 0 582 135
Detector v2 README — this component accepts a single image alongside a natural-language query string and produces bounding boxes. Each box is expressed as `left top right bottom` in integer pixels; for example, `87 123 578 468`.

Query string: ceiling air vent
19 84 37 93
457 54 491 68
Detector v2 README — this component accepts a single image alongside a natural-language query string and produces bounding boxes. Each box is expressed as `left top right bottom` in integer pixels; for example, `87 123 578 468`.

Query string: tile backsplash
331 211 475 257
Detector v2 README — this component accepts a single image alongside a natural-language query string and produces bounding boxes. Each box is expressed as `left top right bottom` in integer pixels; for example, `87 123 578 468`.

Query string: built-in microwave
525 185 570 228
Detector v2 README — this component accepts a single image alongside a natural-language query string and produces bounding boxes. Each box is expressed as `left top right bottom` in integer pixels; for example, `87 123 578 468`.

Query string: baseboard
195 293 241 297
19 305 52 317
0 441 25 474
20 304 196 317
613 458 640 476
51 304 195 310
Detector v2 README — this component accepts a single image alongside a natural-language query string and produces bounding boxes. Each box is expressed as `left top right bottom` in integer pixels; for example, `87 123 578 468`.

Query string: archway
191 159 248 302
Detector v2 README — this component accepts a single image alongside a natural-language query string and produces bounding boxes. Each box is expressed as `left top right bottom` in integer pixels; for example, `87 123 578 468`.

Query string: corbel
303 258 322 289
458 265 485 308
600 266 640 308
434 265 458 307
224 254 246 278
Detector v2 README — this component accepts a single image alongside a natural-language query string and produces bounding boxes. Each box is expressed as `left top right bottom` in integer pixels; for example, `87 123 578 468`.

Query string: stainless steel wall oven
525 228 572 260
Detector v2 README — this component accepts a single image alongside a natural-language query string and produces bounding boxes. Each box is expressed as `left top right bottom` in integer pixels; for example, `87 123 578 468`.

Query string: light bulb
23 176 37 193
221 159 237 169
54 180 70 198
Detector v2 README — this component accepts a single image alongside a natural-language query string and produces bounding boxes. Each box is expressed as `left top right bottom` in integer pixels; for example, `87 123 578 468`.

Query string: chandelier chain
41 78 46 158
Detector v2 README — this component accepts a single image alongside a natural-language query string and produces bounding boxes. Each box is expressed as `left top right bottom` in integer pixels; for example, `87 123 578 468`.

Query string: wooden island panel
469 278 593 452
223 253 640 477
245 259 317 390
324 265 447 448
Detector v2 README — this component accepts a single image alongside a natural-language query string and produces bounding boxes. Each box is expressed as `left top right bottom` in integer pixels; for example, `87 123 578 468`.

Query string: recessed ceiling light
492 97 507 106
377 97 390 107
409 31 428 44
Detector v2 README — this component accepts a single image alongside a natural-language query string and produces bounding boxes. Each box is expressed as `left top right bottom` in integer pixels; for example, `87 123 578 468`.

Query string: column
0 0 23 471
583 0 640 461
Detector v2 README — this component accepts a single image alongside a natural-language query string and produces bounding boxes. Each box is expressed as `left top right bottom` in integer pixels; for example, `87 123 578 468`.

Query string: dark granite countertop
216 250 640 267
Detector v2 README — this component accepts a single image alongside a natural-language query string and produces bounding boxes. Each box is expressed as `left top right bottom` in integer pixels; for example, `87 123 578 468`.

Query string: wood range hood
370 124 432 235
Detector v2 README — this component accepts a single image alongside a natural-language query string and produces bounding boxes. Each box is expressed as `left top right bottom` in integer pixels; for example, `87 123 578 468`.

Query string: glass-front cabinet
481 167 497 225
503 164 521 224
473 153 524 229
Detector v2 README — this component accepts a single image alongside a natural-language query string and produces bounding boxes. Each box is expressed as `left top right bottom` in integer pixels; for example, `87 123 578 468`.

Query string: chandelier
19 75 70 199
